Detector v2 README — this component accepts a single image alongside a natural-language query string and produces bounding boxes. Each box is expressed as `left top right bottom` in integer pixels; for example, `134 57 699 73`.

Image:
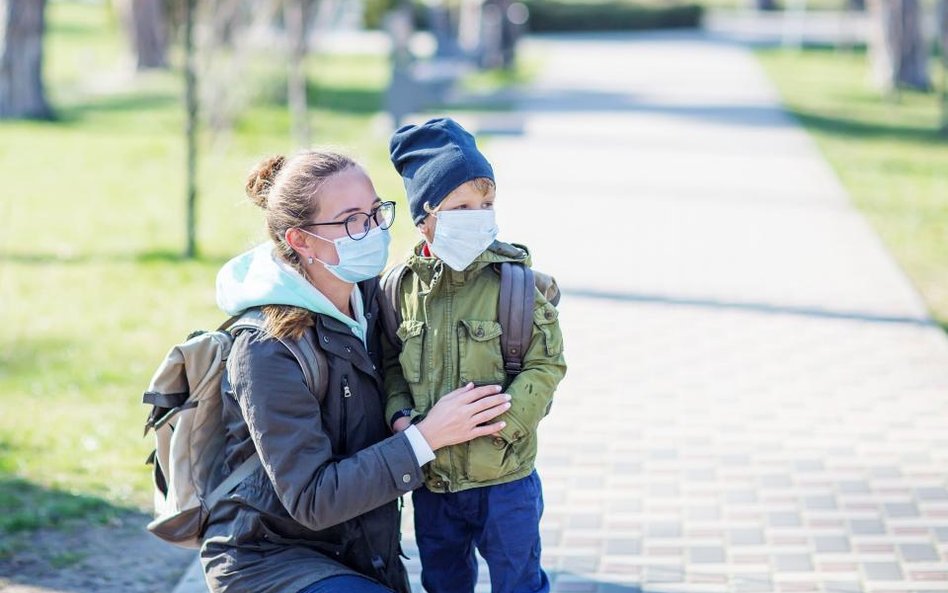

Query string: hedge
364 1 704 33
522 1 704 32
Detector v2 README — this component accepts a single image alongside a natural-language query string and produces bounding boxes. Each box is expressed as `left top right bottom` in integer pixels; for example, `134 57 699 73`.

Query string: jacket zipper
340 375 351 454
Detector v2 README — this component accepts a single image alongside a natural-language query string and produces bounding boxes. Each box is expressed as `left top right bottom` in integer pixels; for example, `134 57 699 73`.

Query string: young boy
383 117 567 593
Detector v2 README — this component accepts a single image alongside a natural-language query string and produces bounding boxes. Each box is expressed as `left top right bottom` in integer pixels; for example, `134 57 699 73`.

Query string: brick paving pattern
175 31 948 593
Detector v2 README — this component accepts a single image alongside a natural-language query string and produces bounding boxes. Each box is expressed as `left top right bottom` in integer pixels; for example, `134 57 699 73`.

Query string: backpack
141 308 328 549
378 249 560 377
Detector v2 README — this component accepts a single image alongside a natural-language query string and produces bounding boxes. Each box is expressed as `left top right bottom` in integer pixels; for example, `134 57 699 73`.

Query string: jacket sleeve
382 327 418 427
229 332 424 532
497 290 567 444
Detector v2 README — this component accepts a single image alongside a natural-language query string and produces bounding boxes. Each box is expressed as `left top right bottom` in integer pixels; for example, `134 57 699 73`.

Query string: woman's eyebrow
332 206 361 220
332 199 382 220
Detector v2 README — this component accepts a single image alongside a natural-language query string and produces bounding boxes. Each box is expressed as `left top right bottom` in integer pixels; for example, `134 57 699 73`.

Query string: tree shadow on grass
787 109 946 144
0 475 126 536
309 84 384 114
257 80 384 114
46 92 180 126
0 474 192 592
0 249 230 266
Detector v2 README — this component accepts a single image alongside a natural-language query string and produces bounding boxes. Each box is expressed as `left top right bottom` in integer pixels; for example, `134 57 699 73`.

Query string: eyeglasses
299 200 396 241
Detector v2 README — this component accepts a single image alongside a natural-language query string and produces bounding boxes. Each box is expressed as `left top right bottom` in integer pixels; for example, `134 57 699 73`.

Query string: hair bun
245 155 286 209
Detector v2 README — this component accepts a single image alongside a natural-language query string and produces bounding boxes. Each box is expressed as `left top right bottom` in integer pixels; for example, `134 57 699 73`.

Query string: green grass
757 47 948 325
0 2 426 530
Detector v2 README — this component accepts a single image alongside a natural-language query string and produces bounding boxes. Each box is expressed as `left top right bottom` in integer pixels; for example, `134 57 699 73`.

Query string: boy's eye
483 202 494 209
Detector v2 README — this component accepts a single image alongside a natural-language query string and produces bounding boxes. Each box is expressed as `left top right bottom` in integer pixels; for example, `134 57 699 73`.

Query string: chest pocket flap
396 320 425 383
459 319 503 342
458 320 504 385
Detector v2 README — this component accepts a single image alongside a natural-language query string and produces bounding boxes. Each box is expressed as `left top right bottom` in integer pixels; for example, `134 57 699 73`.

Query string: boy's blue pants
412 470 550 593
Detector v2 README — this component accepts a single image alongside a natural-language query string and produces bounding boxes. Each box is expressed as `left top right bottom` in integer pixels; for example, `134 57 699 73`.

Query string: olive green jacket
383 241 567 493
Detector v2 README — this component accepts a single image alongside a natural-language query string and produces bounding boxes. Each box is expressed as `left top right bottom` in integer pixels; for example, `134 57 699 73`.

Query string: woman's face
419 182 495 243
288 166 380 267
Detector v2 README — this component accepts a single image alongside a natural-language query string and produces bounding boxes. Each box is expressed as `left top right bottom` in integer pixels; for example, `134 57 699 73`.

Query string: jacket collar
406 240 532 289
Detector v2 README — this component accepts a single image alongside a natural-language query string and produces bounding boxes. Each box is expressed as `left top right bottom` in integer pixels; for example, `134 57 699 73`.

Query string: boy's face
418 181 496 244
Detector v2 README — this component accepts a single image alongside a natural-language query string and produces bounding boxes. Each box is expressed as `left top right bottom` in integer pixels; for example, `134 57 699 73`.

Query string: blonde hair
245 150 357 339
423 177 495 215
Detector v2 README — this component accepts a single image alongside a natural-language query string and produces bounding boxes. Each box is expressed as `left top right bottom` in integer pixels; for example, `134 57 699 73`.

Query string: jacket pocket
396 320 425 384
457 319 505 385
533 302 562 357
466 434 521 482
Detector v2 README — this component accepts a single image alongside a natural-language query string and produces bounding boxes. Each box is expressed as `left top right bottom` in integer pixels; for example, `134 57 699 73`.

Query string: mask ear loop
292 227 337 269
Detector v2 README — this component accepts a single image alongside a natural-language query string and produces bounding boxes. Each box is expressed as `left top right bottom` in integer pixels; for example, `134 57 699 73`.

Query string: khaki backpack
142 309 327 548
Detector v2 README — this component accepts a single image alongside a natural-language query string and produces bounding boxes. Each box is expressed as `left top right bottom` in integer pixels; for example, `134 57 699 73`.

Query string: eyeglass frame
298 200 396 241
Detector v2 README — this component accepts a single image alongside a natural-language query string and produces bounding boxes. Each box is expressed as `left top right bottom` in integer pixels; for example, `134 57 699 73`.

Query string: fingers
469 421 506 439
471 401 510 425
470 393 511 415
456 383 503 403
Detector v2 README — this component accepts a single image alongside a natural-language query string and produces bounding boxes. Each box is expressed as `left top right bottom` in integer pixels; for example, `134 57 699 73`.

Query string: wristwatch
390 407 413 426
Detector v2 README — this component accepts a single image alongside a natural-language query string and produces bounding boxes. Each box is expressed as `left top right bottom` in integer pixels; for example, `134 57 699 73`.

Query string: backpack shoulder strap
379 264 409 348
498 262 535 377
280 329 330 404
229 309 329 403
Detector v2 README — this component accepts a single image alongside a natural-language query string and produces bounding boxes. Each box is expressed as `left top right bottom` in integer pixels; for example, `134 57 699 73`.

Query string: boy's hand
392 417 412 433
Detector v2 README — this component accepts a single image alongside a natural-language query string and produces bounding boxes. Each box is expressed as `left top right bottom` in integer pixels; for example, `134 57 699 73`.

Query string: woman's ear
285 227 311 258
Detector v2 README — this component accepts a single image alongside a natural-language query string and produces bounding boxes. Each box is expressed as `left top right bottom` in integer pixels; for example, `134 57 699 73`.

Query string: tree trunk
116 0 168 70
0 0 52 120
869 0 931 93
939 0 947 132
286 0 311 147
183 0 198 259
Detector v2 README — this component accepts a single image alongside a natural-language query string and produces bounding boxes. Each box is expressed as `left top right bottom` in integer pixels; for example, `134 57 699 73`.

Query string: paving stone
899 542 941 562
774 554 814 572
689 546 727 563
728 529 766 546
769 512 804 528
884 502 920 518
918 488 948 501
813 536 851 554
862 561 904 580
849 519 887 535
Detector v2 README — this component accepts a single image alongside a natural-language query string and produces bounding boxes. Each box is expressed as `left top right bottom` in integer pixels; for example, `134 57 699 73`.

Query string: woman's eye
483 203 494 209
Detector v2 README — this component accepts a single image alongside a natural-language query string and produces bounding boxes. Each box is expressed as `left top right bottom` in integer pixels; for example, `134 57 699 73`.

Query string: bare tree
115 0 169 69
940 0 948 132
0 0 52 120
286 0 311 147
184 0 198 258
869 0 931 93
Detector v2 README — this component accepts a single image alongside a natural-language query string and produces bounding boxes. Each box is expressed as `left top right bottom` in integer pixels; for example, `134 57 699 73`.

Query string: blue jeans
412 470 549 593
297 575 393 593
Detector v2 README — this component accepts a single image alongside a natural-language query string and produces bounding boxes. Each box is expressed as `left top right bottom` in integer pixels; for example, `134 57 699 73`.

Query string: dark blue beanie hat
389 118 495 224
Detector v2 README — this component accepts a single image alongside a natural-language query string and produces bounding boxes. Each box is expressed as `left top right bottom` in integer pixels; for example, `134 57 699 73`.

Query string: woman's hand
415 383 510 451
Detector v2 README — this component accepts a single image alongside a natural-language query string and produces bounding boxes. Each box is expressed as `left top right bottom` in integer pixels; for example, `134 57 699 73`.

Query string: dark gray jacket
200 281 423 593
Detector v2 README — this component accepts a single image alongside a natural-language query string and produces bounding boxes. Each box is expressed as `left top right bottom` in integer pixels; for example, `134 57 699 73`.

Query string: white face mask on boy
429 209 499 271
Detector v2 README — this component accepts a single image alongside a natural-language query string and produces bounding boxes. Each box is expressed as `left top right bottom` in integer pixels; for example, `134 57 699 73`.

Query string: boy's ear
417 215 435 242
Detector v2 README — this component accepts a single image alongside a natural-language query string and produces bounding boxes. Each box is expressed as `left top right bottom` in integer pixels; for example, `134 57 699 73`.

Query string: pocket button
492 437 505 449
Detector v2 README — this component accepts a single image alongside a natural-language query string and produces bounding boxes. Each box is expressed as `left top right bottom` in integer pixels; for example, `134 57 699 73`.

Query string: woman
202 150 512 593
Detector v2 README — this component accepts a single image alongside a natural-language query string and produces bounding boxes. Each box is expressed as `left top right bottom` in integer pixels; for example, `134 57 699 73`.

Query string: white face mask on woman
301 225 391 283
429 209 499 271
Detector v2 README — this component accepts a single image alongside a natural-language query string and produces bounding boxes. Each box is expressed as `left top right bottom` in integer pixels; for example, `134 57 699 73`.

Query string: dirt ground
0 511 193 593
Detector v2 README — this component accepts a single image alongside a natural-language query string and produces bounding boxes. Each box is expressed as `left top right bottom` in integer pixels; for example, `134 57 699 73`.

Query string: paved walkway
175 31 948 593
